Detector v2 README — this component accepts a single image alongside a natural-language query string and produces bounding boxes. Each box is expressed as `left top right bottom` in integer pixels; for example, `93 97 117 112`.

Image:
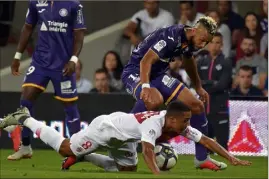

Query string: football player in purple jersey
9 0 86 160
121 16 228 170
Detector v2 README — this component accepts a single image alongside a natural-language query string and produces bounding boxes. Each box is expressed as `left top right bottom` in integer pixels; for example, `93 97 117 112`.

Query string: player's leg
156 74 226 170
0 108 100 158
8 64 49 160
122 73 163 113
52 73 80 137
63 142 138 172
175 88 227 170
108 142 138 172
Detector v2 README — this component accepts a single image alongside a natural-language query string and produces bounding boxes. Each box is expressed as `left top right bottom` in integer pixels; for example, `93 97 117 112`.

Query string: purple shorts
22 63 78 102
122 72 185 105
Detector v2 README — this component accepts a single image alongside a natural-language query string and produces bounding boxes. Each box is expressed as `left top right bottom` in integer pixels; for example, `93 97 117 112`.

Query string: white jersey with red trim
98 110 202 147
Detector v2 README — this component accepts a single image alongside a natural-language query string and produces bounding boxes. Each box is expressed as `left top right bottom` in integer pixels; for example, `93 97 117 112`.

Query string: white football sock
83 153 118 172
23 117 65 152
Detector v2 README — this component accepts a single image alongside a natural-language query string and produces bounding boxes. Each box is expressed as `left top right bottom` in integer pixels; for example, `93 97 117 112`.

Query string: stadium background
0 1 268 178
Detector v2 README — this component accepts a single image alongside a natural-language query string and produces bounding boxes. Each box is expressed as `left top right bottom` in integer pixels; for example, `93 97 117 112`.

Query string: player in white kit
0 101 251 175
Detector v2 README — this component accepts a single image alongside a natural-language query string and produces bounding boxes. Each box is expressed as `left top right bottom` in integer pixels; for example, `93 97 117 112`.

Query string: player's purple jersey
26 0 86 71
123 25 195 79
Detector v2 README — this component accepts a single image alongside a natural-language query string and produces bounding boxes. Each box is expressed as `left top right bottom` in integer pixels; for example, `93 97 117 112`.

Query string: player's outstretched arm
141 141 160 175
199 135 252 166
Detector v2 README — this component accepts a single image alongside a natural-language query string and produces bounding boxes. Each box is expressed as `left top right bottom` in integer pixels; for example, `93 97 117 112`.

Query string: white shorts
108 142 138 166
69 115 138 166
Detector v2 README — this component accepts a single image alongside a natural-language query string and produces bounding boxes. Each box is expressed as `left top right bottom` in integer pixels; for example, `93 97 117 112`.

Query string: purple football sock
130 100 147 113
64 104 80 137
190 112 208 161
20 99 34 146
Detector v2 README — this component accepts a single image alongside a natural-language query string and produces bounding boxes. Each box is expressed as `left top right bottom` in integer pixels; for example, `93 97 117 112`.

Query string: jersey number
26 66 35 75
134 111 160 124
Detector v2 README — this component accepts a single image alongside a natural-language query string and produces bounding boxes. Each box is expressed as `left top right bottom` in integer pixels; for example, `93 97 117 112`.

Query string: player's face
238 70 253 89
144 0 159 15
105 53 117 71
167 111 191 133
207 36 223 55
192 26 213 50
95 72 109 91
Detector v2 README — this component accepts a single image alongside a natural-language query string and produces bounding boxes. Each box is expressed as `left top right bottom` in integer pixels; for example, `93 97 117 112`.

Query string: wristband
70 56 78 64
142 83 150 89
14 52 22 60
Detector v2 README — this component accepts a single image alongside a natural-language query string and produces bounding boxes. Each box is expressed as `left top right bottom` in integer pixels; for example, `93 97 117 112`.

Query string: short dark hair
239 65 253 74
213 32 223 38
179 1 194 7
95 68 109 78
166 101 191 116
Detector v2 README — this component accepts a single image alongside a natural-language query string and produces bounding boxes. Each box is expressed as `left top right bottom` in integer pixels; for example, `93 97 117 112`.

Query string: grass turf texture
0 149 267 178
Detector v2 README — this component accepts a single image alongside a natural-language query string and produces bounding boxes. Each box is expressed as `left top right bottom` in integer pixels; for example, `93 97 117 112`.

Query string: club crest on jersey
36 0 48 7
59 8 68 17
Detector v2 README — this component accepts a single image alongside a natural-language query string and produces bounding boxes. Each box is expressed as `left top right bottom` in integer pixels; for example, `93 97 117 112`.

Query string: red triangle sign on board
228 120 263 153
228 111 265 154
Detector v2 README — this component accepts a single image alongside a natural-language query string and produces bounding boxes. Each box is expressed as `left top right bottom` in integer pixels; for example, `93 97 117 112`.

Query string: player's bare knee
190 100 204 114
117 165 137 172
59 139 74 157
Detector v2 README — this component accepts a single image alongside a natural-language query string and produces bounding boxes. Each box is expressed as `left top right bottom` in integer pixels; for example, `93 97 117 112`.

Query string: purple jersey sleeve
25 0 37 25
72 2 86 30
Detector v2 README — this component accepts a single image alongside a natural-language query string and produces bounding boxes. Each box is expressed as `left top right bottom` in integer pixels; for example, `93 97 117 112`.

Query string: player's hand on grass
63 61 76 76
195 87 209 104
11 59 21 76
230 157 252 166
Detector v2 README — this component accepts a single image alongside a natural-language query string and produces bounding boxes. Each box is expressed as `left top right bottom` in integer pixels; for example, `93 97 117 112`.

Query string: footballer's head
192 16 218 50
164 101 191 133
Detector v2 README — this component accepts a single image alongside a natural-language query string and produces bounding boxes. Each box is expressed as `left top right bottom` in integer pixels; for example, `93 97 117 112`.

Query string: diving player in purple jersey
122 16 227 170
9 0 86 160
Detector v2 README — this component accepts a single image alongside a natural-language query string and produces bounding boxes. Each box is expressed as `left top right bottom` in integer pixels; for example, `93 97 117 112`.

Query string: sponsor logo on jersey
40 21 68 33
153 40 166 52
38 9 46 13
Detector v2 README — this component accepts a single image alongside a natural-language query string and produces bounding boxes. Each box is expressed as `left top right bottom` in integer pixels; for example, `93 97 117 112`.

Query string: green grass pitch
0 149 267 178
